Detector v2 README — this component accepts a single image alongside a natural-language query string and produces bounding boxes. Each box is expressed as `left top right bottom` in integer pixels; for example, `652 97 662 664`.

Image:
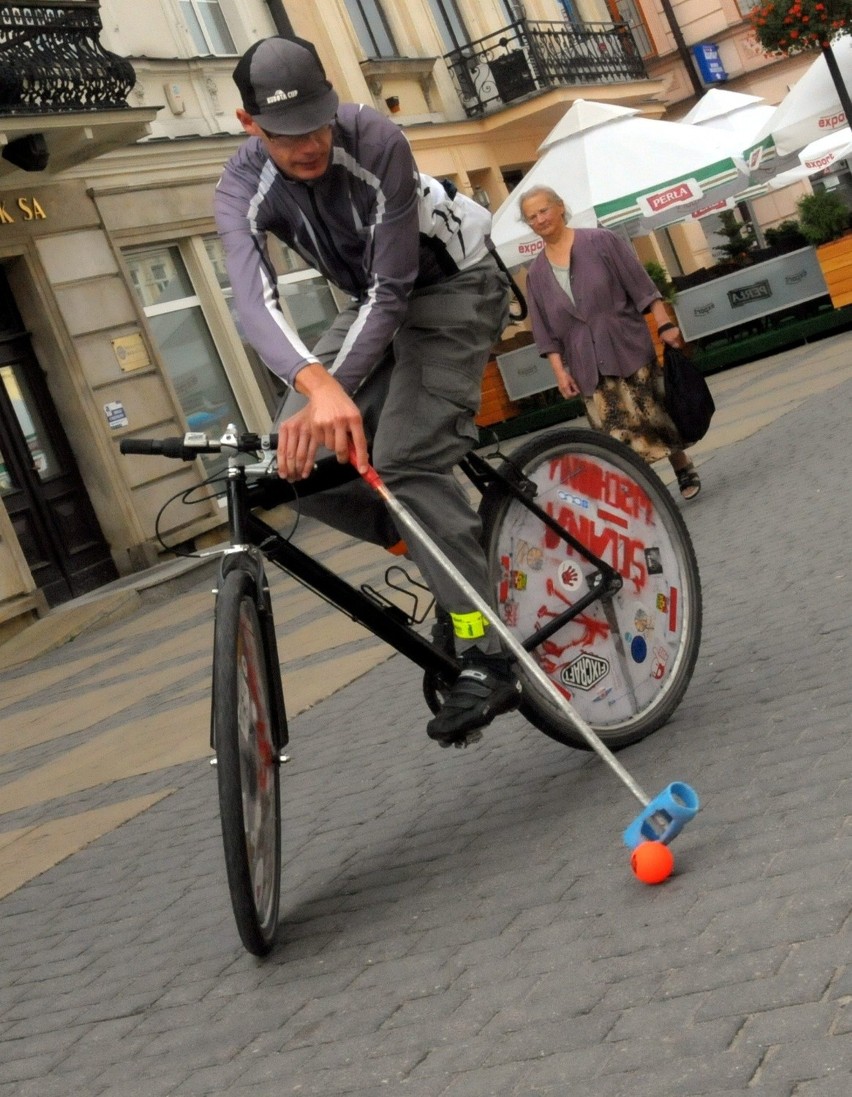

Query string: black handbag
662 344 715 445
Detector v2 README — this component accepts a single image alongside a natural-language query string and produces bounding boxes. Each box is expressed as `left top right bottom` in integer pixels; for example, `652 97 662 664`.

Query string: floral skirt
583 363 684 464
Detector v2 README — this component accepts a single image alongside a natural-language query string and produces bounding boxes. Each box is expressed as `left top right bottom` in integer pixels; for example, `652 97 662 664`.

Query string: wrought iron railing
444 20 646 118
0 1 136 114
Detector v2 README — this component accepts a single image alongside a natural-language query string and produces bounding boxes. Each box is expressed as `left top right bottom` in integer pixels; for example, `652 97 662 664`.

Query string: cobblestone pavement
0 335 850 1096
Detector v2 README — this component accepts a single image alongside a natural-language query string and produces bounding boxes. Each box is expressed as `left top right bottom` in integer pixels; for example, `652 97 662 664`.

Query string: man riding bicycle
214 36 520 747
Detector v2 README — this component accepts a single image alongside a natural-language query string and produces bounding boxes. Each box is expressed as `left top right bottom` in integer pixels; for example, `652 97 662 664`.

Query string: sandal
676 463 701 500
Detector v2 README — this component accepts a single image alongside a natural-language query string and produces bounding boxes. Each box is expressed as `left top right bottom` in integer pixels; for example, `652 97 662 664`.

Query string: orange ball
630 840 674 884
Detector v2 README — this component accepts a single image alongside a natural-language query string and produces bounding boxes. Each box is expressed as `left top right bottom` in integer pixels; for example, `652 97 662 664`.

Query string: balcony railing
0 1 136 114
444 20 647 119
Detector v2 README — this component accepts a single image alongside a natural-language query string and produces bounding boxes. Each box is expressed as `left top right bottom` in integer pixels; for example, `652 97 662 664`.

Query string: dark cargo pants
279 256 510 654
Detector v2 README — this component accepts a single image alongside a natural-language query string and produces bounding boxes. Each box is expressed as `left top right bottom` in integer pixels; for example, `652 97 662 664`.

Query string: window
203 236 340 412
606 0 653 57
501 1 525 20
426 0 470 52
0 365 60 491
737 0 763 11
204 237 338 354
179 0 236 55
343 0 397 58
125 244 246 466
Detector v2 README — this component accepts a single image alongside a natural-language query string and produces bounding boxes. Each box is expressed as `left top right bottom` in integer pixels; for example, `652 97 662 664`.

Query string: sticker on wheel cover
645 546 663 575
560 651 610 691
558 560 583 592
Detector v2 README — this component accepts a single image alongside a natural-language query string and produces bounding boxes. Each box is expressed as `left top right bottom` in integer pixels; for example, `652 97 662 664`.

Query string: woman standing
519 185 701 499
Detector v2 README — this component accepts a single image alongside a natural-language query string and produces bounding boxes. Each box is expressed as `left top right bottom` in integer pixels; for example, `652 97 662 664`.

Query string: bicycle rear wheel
213 567 281 955
480 428 702 751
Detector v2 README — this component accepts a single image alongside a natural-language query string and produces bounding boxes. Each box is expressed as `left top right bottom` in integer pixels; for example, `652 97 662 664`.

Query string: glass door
0 338 118 606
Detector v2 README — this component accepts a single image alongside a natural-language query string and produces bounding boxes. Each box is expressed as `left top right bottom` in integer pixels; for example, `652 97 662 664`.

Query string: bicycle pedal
446 728 483 749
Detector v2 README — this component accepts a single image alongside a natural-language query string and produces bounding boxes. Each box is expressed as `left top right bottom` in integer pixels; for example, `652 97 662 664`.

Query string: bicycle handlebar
119 430 361 498
119 431 277 461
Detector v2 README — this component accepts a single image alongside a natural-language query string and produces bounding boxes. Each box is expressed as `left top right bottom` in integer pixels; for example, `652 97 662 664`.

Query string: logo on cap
266 89 299 105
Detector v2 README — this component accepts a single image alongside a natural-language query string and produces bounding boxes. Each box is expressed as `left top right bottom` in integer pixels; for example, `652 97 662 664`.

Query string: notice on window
104 401 129 430
112 333 150 373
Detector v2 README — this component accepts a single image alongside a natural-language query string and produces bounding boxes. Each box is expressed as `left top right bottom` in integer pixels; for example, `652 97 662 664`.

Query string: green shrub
713 209 757 268
643 260 676 302
796 191 852 246
764 219 808 250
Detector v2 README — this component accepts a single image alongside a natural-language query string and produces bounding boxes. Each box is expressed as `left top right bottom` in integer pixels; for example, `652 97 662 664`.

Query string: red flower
751 0 852 56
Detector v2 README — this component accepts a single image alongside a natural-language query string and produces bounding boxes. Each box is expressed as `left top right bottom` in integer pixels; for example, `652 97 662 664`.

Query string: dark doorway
0 276 118 607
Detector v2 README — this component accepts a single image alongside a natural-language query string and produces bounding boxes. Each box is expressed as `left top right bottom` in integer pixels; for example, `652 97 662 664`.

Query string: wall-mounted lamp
385 96 401 114
2 133 49 172
472 186 491 209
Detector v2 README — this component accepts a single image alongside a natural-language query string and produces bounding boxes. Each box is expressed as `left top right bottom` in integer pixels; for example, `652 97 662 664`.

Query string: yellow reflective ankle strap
450 610 490 640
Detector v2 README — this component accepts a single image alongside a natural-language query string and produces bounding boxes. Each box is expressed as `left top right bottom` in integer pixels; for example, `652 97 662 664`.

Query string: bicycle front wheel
213 568 282 956
480 428 702 751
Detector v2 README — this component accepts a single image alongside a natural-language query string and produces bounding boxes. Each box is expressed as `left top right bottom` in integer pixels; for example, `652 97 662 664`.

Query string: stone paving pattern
0 335 850 1096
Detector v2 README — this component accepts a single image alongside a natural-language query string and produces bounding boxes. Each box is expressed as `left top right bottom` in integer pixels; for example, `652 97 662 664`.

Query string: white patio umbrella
679 87 775 135
767 126 852 189
766 165 812 190
490 100 750 268
679 88 804 240
745 36 852 174
798 126 852 171
681 87 802 189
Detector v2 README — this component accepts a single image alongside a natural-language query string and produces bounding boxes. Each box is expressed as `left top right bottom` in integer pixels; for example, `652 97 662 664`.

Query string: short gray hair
518 186 570 224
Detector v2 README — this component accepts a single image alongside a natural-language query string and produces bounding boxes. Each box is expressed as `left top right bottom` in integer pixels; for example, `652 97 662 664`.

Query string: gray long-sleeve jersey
213 102 494 394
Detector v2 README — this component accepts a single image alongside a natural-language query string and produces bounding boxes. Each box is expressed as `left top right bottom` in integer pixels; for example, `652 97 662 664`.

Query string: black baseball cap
233 37 339 135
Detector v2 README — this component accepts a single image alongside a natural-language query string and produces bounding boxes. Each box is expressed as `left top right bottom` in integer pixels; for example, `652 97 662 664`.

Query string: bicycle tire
480 428 702 751
213 568 282 956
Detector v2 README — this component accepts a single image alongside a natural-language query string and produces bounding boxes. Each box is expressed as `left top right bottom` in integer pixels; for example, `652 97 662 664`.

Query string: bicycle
120 424 702 955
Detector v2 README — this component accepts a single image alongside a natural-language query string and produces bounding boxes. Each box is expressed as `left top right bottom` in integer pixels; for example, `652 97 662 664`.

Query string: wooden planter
475 359 521 427
645 302 678 364
816 235 852 309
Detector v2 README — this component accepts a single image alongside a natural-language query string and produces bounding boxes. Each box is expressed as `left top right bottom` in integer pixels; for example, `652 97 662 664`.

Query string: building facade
0 0 822 637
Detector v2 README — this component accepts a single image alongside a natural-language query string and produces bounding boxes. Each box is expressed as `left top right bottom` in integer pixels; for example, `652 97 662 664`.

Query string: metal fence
0 2 135 113
444 19 646 118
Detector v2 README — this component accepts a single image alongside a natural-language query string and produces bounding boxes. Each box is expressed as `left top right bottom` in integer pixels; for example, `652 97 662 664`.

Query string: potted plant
797 189 852 305
796 189 852 243
763 218 809 251
644 260 677 302
749 4 852 132
712 210 758 272
749 2 852 54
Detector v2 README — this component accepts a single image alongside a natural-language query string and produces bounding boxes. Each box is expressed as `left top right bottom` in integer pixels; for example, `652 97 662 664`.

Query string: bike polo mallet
350 448 699 879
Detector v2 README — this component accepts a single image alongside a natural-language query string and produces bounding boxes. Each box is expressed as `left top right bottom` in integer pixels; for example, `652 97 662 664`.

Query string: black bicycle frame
459 451 623 651
234 448 623 680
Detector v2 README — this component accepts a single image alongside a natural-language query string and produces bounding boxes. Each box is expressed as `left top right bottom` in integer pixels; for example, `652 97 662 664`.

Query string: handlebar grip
120 438 157 455
119 437 197 460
